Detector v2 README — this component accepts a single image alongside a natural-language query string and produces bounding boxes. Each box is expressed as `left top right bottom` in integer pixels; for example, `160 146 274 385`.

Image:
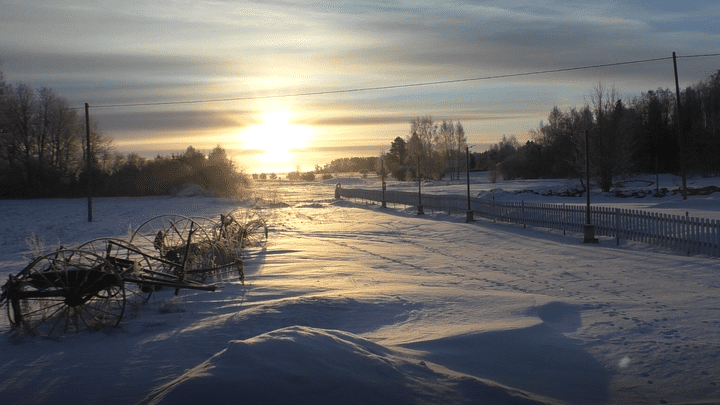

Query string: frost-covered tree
454 122 467 178
408 116 445 180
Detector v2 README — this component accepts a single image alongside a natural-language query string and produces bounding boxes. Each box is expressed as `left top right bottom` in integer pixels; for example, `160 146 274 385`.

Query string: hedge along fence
336 186 720 258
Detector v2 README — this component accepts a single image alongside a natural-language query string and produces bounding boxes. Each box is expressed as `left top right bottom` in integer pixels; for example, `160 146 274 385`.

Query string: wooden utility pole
417 155 423 215
672 52 688 200
583 129 597 243
381 159 387 208
465 146 473 222
85 103 93 222
585 129 591 225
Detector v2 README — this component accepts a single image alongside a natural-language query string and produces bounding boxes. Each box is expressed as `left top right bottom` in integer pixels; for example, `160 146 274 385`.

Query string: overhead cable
74 53 720 109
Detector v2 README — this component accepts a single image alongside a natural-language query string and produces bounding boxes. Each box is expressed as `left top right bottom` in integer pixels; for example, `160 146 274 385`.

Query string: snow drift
140 325 554 405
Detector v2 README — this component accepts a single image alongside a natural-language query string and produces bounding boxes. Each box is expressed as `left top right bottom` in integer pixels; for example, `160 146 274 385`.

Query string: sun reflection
241 112 312 165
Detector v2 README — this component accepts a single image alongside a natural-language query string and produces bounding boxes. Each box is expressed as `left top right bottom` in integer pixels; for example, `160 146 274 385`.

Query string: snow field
1 175 719 404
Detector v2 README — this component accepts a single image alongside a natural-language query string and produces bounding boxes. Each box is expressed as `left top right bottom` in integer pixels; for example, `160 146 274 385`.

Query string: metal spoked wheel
190 216 220 240
242 218 268 248
130 214 218 283
226 209 268 249
190 216 244 283
76 238 155 302
6 250 125 338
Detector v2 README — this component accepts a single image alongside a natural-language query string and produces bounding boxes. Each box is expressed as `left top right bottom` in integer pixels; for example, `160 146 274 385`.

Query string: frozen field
1 173 719 404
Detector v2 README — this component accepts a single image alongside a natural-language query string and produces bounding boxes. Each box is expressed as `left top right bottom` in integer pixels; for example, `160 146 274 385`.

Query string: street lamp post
466 145 473 223
583 129 597 243
417 155 424 215
381 159 387 208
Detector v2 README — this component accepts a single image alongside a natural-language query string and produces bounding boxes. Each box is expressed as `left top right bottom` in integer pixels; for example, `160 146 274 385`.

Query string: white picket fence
337 187 720 257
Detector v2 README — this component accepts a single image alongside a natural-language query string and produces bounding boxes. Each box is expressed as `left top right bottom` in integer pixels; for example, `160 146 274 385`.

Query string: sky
1 1 719 173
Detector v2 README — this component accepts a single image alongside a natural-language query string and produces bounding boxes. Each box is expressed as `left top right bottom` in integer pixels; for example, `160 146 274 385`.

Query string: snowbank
175 183 218 197
140 326 553 405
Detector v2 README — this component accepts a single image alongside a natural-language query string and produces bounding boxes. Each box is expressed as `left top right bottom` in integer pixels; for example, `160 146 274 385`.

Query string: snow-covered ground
1 173 719 405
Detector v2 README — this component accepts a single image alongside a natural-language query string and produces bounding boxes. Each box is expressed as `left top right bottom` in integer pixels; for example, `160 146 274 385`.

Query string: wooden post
85 103 93 222
585 129 591 225
417 155 423 215
615 208 620 245
584 129 597 243
673 52 688 201
381 159 387 208
465 146 473 222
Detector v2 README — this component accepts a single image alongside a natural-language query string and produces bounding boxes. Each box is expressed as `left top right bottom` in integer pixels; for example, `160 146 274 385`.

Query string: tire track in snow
274 227 533 293
275 230 428 273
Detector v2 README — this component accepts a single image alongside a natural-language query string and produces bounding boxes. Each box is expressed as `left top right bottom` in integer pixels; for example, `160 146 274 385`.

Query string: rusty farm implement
1 210 268 338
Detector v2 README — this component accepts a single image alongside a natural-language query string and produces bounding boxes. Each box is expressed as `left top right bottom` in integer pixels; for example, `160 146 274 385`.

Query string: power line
76 53 720 110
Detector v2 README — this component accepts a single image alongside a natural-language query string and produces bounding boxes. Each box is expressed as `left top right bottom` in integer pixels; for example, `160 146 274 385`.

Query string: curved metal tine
168 217 185 240
78 238 153 302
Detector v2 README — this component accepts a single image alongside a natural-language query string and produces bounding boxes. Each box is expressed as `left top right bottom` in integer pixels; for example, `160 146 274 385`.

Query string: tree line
0 66 248 198
470 71 720 192
317 157 378 174
96 146 249 197
381 117 468 181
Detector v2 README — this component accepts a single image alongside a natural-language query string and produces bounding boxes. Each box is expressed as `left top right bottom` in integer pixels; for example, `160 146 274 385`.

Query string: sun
241 111 312 164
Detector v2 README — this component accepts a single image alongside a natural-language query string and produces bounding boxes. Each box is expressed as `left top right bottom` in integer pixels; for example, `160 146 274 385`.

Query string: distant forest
374 69 720 192
0 67 248 198
469 71 720 191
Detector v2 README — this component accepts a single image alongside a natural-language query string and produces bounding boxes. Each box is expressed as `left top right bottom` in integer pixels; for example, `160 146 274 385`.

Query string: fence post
683 211 690 256
615 208 620 245
711 219 720 256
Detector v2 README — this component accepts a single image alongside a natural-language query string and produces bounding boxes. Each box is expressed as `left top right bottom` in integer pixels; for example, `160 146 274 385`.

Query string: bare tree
586 82 633 192
4 83 36 168
409 116 443 179
455 122 467 178
438 120 455 178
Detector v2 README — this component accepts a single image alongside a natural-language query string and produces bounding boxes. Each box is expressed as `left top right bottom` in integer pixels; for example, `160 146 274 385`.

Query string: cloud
1 48 208 79
2 0 719 169
307 1 717 85
0 47 249 106
298 113 536 127
92 109 256 133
